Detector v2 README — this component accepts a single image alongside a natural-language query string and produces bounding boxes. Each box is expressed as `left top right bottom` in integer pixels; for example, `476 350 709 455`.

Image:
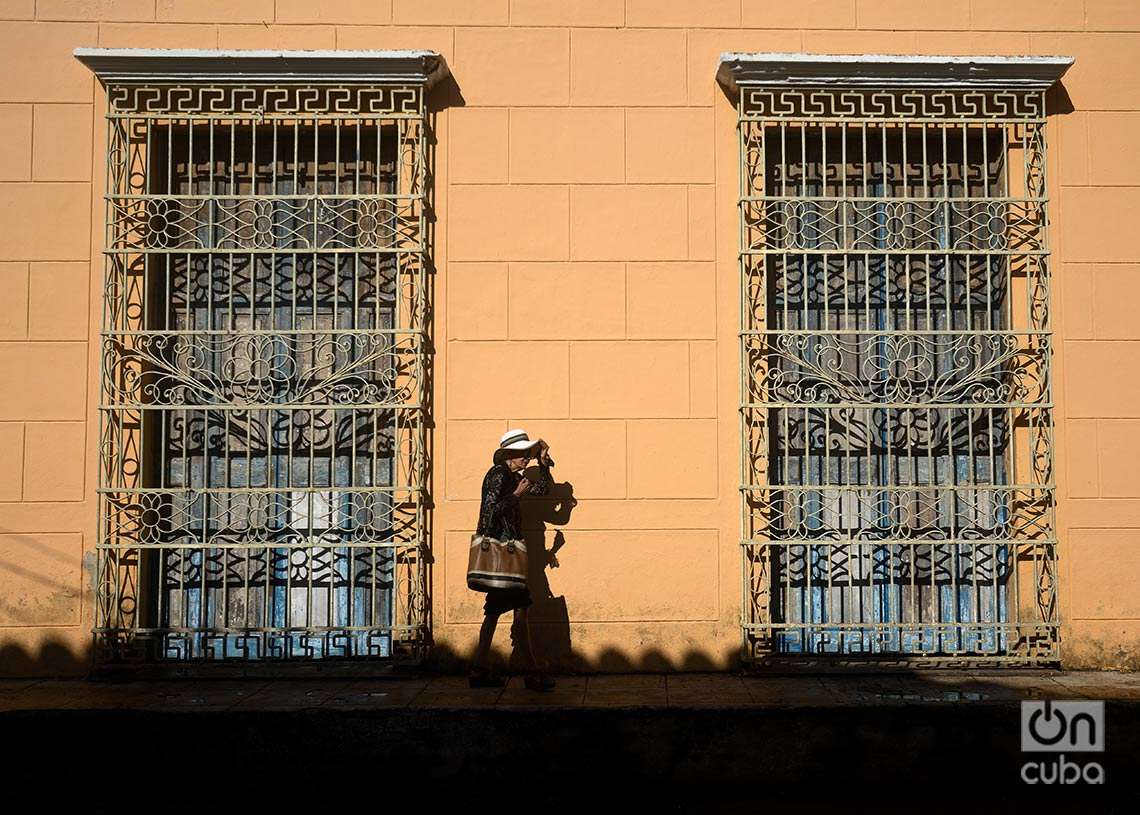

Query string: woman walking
468 428 558 691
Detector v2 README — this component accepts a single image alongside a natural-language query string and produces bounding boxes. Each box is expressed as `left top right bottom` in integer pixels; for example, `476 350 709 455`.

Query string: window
79 50 445 663
723 55 1071 666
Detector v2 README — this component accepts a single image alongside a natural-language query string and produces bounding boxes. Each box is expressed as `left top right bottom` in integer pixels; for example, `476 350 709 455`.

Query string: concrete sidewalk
2 668 1139 711
5 671 1139 811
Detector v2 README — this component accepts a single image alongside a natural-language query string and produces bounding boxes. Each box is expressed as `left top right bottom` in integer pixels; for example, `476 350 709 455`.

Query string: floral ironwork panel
96 83 430 663
739 88 1057 666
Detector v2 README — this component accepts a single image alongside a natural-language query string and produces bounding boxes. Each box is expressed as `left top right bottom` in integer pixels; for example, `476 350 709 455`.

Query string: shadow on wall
0 637 740 679
517 471 577 672
0 638 93 678
0 528 94 677
3 625 1139 678
426 640 744 676
432 469 742 675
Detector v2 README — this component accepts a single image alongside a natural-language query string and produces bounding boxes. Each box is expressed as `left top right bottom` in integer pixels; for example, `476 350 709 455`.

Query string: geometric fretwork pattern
96 82 429 663
739 87 1058 666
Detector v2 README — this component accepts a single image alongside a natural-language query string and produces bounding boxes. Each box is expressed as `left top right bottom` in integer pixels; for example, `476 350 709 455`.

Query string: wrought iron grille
738 88 1057 666
96 82 430 663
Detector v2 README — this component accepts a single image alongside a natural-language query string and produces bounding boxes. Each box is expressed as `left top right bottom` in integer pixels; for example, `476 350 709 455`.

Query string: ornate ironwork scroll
737 85 1058 666
94 78 431 664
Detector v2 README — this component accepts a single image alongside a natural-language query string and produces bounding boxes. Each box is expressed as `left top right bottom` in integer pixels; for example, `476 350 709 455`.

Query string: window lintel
717 52 1073 92
74 47 449 87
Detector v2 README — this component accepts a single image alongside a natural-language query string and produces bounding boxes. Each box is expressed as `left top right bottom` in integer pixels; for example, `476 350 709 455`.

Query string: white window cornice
74 47 449 87
717 52 1074 91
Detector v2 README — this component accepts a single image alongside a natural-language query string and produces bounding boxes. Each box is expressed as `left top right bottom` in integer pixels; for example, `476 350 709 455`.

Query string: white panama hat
493 428 542 465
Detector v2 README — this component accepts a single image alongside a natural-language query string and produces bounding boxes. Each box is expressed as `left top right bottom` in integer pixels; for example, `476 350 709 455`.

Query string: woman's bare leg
472 612 500 670
513 606 541 672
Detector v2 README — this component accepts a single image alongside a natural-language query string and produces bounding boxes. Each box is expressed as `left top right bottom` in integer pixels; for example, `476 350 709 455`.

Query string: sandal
468 664 506 688
524 671 556 692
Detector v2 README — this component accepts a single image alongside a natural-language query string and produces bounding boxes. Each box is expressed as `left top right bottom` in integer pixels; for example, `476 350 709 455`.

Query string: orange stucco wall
1 0 1138 675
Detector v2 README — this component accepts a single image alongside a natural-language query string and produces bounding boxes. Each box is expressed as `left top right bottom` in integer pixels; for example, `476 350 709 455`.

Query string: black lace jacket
475 461 552 541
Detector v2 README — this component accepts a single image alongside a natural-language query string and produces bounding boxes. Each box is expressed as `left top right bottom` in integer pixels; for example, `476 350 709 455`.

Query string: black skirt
482 585 533 617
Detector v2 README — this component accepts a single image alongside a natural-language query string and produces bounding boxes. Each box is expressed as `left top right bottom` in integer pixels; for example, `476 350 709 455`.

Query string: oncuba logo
1020 700 1105 785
